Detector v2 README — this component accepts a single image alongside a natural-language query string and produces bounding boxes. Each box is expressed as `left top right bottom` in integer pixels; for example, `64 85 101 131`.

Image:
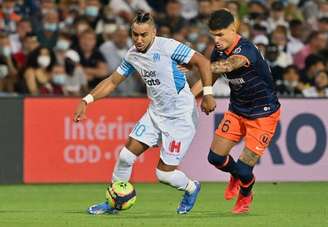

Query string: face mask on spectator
56 39 70 51
188 32 198 42
197 42 207 52
1 46 11 57
284 80 298 88
38 55 51 68
0 64 9 79
65 17 74 25
85 6 99 17
44 23 57 32
52 74 66 85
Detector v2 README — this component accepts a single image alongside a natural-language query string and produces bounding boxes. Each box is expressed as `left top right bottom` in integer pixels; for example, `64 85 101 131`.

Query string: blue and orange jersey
211 35 280 119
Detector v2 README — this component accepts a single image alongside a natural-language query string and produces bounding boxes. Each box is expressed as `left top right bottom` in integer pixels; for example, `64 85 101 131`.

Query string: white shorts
129 107 199 166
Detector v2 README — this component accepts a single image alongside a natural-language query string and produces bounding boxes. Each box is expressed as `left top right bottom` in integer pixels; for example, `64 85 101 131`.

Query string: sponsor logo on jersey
142 69 161 86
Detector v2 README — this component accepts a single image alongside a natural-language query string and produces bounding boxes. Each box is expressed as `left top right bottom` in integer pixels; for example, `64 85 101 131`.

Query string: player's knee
236 159 253 183
208 150 227 166
156 168 174 184
118 147 137 166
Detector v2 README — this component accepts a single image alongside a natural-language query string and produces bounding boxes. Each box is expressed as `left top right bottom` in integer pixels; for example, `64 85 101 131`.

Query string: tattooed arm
211 55 250 74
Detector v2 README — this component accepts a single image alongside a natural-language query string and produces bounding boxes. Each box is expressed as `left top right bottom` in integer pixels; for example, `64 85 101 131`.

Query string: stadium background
0 1 327 226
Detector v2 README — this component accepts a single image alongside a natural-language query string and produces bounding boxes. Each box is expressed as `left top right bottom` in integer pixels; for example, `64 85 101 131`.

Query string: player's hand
201 95 216 115
73 101 87 122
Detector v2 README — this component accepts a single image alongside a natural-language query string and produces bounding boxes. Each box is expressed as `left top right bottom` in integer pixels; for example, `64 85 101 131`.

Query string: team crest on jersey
233 47 241 54
153 53 160 62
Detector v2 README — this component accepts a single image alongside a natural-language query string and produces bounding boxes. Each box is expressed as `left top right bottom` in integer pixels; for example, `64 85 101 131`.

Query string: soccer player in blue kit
192 9 281 214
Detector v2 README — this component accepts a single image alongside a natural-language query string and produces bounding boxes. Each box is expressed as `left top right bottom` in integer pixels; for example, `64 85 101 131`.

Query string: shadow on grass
0 209 263 219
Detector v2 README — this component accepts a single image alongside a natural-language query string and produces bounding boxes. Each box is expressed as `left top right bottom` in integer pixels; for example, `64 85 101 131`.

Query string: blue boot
177 181 201 214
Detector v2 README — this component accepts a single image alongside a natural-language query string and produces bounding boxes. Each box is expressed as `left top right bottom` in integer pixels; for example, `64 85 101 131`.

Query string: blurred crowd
0 0 327 97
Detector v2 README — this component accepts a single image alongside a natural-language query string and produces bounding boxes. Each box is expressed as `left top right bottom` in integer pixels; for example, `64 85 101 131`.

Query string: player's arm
211 55 249 74
73 71 126 122
188 52 216 114
191 73 221 97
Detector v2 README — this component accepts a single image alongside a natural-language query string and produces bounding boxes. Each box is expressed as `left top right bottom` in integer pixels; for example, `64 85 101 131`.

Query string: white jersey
116 36 196 117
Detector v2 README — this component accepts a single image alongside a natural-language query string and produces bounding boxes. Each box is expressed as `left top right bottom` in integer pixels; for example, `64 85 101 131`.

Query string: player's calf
208 150 240 199
232 160 255 214
155 169 200 214
207 150 238 177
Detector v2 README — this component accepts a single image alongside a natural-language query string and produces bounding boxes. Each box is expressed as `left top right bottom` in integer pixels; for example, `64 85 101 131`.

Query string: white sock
185 180 196 193
156 169 194 192
112 147 137 182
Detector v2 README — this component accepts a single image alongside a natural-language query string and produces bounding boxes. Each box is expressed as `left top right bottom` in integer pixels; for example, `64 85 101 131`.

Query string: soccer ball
106 181 136 210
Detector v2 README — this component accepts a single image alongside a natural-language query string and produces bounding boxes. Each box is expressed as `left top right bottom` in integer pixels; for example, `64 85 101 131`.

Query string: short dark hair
289 19 302 28
132 11 154 26
208 9 235 30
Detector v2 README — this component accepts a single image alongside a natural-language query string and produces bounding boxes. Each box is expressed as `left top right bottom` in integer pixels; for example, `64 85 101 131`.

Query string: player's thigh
160 111 198 167
213 111 244 155
244 109 280 156
125 137 149 156
129 110 161 155
211 135 237 156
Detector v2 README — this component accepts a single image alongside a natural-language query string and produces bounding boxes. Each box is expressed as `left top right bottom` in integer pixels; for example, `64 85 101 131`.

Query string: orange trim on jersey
224 35 241 55
240 177 255 188
232 55 251 67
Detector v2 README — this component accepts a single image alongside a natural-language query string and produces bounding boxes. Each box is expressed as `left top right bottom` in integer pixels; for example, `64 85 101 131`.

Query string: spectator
300 54 326 88
0 33 18 92
100 26 130 73
0 58 9 94
303 70 328 97
23 46 57 95
75 29 108 88
270 26 293 67
265 43 284 82
253 34 269 57
63 49 88 96
178 0 198 20
211 0 226 11
190 0 212 28
268 1 288 33
276 65 303 96
293 31 327 69
246 0 268 28
36 9 60 49
109 0 153 22
0 0 22 34
157 0 188 34
318 17 328 33
287 19 305 56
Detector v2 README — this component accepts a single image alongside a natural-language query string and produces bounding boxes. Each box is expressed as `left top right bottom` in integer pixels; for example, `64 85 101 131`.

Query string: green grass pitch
0 183 327 227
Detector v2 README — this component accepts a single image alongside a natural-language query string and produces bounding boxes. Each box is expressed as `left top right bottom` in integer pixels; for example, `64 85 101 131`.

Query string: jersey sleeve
116 58 136 77
167 39 195 64
233 42 258 65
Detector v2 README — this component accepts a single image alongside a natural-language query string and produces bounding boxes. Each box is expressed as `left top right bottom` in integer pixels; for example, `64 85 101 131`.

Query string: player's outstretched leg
232 160 255 214
208 150 240 200
87 147 138 215
156 168 201 214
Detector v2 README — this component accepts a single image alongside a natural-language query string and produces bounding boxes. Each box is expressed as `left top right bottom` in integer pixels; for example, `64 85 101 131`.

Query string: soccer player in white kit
74 11 216 215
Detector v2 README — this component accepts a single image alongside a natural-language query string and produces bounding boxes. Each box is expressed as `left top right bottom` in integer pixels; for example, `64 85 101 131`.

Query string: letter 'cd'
106 181 136 210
